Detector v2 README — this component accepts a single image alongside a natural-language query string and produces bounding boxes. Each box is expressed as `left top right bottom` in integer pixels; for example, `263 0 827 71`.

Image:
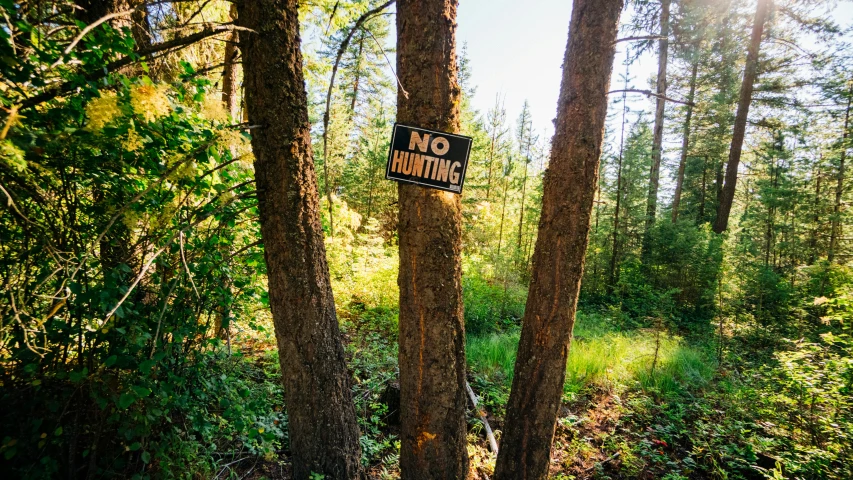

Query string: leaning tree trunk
713 0 772 234
644 0 671 246
493 1 623 478
671 59 699 223
395 0 469 478
238 1 362 478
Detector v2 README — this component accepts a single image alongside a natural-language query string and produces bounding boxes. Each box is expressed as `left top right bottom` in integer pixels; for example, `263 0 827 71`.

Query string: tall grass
466 313 715 396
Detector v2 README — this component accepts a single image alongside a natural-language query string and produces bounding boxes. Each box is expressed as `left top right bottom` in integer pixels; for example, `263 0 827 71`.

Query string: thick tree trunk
829 91 851 263
222 4 240 119
238 1 362 478
644 0 671 237
671 59 699 223
493 1 623 478
395 1 469 478
713 0 772 234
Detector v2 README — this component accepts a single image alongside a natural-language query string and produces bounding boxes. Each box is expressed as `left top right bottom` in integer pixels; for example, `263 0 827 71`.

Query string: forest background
1 0 852 478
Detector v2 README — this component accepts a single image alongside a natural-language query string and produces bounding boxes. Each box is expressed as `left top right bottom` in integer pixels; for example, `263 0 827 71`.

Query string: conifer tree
494 0 624 477
238 1 362 477
395 0 469 477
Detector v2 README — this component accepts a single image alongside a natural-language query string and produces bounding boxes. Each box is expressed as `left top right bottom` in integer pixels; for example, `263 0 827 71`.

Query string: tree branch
21 25 246 109
613 35 665 44
321 0 395 235
608 89 695 106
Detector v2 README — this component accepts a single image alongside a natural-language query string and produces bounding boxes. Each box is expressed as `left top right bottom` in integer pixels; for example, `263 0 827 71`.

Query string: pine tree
395 0 469 477
493 0 624 477
238 1 362 477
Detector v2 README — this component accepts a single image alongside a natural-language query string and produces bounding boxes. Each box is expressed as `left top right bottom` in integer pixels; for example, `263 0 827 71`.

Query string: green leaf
141 451 151 464
131 386 151 398
139 359 156 374
118 393 136 410
54 427 63 436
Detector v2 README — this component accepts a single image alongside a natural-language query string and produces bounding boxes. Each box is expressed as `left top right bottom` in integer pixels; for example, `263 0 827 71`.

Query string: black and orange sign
385 124 472 194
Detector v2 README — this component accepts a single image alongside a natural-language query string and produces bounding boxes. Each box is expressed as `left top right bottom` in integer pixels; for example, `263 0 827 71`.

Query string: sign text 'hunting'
385 124 472 194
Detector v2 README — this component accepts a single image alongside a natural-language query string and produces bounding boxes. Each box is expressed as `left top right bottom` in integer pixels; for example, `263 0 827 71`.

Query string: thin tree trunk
396 1 469 477
765 156 779 267
365 132 380 222
497 173 509 257
493 1 623 478
713 0 772 234
350 33 364 112
699 155 708 221
609 58 630 293
644 0 671 237
485 95 502 200
809 164 821 265
216 5 239 342
672 59 698 223
222 4 240 119
517 139 531 254
829 90 851 263
593 180 602 293
238 1 362 478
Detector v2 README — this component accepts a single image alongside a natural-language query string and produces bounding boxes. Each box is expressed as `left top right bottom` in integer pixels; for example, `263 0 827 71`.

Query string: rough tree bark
395 0 469 478
644 0 671 239
238 1 362 478
713 0 772 234
493 0 623 478
671 59 699 223
222 4 240 119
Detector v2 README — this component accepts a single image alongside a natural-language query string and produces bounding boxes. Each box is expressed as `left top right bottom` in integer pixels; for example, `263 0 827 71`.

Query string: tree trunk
395 1 469 478
493 1 623 478
713 0 772 234
609 58 630 293
517 143 530 255
644 0 671 237
222 4 240 119
829 90 851 263
485 95 502 201
351 33 364 112
699 155 708 221
497 173 509 257
671 59 698 223
237 1 362 478
809 164 822 265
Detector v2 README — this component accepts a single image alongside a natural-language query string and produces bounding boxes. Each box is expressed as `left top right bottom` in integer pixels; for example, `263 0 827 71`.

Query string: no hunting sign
385 124 472 194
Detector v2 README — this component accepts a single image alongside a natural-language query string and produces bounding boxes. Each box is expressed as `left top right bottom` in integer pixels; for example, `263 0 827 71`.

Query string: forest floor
220 302 813 480
210 258 849 480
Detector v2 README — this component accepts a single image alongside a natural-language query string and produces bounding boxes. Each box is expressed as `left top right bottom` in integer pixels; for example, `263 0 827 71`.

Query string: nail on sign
385 124 472 194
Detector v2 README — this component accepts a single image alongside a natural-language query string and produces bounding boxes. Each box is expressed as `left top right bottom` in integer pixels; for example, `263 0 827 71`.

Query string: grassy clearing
466 313 715 397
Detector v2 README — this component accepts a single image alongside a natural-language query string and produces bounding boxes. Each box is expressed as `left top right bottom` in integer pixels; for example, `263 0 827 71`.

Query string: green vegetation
1 0 852 478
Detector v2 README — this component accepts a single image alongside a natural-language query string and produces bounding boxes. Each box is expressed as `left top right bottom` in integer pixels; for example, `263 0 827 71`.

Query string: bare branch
608 88 695 106
613 35 665 44
321 0 396 235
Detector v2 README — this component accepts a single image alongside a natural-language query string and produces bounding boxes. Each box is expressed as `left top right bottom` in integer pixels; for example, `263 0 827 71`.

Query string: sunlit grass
466 314 715 396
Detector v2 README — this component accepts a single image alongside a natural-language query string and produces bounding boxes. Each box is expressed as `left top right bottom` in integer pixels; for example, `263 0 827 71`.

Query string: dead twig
466 381 499 454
